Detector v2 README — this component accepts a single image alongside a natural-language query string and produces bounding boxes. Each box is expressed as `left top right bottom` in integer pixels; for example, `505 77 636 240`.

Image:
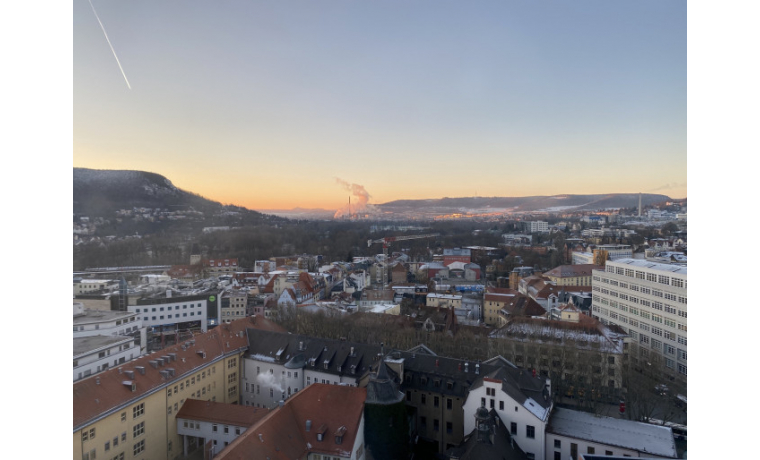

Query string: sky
73 0 686 210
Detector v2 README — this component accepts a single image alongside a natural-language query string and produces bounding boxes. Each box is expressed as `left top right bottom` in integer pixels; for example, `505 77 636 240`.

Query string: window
587 446 596 454
133 439 145 455
113 436 118 447
420 416 427 427
526 425 535 439
554 439 561 448
121 412 126 422
447 398 453 410
446 421 453 434
133 403 144 418
133 421 145 438
406 391 412 402
433 419 440 431
434 396 439 407
121 432 126 442
104 441 110 451
510 422 517 435
421 394 426 405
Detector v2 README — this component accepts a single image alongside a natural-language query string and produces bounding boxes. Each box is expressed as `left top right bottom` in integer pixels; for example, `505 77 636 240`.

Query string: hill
73 168 231 216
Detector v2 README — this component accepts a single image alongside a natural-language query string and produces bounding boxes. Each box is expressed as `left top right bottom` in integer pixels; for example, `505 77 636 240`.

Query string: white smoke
333 178 375 218
256 372 284 392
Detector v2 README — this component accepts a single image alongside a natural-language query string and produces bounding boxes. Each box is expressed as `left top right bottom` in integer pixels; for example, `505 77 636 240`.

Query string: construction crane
367 233 440 289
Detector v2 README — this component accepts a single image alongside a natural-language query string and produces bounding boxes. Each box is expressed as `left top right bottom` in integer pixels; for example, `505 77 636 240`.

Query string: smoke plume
333 178 373 218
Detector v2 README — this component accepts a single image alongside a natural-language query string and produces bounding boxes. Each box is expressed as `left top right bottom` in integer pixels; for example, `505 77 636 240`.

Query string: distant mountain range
74 168 673 219
377 194 673 214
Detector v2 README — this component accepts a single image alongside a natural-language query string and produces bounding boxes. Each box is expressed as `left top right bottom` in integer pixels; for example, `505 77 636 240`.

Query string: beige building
483 288 518 326
425 293 462 309
73 316 285 460
543 264 604 287
220 290 248 324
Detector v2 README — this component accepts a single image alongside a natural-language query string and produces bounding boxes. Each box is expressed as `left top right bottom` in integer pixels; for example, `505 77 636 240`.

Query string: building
543 265 604 287
546 407 678 459
73 316 286 460
129 292 212 335
220 289 248 324
203 258 239 277
74 279 116 296
462 358 553 460
523 221 549 233
216 383 367 460
175 399 270 457
443 248 472 265
489 316 629 399
591 259 687 380
483 288 518 326
241 331 382 409
426 293 463 309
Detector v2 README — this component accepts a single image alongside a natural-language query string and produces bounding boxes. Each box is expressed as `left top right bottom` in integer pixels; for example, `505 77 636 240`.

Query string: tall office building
590 259 687 379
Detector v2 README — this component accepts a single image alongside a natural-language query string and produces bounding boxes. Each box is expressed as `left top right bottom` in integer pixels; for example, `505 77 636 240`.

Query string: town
73 201 687 460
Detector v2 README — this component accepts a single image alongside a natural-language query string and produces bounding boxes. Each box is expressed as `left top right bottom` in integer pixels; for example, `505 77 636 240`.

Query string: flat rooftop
608 258 687 275
547 407 677 458
73 309 136 325
74 335 134 357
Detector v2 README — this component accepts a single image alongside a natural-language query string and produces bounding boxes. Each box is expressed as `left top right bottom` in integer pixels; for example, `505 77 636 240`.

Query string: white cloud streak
88 0 131 89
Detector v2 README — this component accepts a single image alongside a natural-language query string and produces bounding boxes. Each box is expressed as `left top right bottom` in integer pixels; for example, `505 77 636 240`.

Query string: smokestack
638 193 642 217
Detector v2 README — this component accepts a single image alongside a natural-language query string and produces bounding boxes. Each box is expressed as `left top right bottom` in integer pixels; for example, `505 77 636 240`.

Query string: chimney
464 362 469 373
299 341 304 351
475 363 480 375
350 346 355 356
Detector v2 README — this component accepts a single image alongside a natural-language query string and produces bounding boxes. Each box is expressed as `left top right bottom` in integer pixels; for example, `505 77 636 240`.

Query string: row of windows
136 304 200 313
599 273 686 292
167 366 216 398
144 311 200 321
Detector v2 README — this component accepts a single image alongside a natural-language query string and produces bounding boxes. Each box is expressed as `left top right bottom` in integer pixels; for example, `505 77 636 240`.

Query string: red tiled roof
176 399 270 427
217 384 367 460
73 316 286 430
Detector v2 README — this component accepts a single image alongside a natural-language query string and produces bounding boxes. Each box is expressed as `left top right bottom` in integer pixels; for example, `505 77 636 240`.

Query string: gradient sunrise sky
73 0 686 211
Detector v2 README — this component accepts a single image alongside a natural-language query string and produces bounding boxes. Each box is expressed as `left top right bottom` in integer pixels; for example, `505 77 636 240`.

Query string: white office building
591 259 687 378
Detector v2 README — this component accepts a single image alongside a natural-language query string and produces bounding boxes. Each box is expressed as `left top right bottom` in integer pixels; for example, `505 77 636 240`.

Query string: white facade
571 252 594 265
73 335 137 381
130 297 209 332
463 378 551 460
524 221 549 233
177 417 248 456
74 279 115 295
591 259 687 378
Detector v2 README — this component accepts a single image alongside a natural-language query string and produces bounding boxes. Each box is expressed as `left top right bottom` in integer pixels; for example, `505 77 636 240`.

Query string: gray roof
245 330 382 382
365 361 404 405
74 335 134 357
608 258 687 276
73 309 136 325
547 407 677 458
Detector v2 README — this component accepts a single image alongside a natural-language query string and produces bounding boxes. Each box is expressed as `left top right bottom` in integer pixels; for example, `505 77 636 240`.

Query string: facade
489 316 629 399
203 258 239 277
484 288 518 326
543 265 604 287
443 248 472 265
175 399 270 457
74 279 116 296
523 221 549 233
220 289 248 324
426 293 463 309
462 361 552 460
74 335 138 382
546 407 678 459
591 259 687 380
241 331 382 409
73 316 286 460
130 293 211 333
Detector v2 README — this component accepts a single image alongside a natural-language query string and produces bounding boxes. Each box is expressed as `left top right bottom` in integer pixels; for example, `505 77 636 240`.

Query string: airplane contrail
88 0 131 89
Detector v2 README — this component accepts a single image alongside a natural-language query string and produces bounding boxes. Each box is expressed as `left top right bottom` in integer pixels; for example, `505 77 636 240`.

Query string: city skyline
74 1 686 211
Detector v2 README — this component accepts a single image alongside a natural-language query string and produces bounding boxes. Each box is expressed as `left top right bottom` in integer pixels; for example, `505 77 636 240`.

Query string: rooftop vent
149 360 158 369
122 380 136 392
135 366 145 375
306 420 312 432
124 370 135 379
167 368 175 377
197 350 206 359
95 377 100 385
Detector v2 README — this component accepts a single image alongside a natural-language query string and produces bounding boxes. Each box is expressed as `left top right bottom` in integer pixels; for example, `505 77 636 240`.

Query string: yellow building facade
74 316 285 460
